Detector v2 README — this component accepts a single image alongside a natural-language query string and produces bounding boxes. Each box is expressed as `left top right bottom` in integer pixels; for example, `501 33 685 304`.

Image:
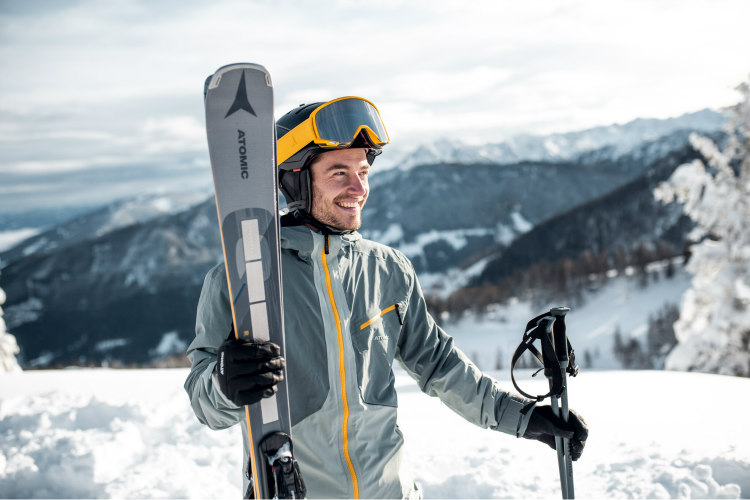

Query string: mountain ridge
0 110 727 368
377 108 726 171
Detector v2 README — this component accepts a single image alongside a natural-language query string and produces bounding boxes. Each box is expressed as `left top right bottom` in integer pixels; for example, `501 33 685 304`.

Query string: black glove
523 405 588 461
215 337 285 407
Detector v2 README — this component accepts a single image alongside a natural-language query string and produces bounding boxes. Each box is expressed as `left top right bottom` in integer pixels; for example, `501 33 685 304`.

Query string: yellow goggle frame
277 96 389 166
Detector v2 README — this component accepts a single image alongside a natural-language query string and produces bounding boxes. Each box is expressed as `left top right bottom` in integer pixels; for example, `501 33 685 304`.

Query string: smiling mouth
336 201 360 210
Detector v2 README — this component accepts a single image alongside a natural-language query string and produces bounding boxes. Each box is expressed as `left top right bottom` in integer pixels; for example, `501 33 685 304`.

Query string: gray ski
204 63 304 499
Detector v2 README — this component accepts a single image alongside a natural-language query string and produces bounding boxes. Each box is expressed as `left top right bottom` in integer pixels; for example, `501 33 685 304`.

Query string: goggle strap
277 118 317 166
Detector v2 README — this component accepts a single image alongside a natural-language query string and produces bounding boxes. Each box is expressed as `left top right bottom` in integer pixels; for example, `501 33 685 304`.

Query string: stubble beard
310 187 363 232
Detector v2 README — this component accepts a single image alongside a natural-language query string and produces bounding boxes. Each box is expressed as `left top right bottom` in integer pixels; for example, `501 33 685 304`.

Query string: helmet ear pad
279 167 313 214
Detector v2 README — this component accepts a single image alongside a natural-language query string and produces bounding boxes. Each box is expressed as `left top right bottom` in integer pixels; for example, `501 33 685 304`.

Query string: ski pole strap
511 308 578 401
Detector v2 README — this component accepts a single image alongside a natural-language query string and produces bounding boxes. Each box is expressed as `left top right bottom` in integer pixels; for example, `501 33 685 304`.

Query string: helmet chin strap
281 209 353 254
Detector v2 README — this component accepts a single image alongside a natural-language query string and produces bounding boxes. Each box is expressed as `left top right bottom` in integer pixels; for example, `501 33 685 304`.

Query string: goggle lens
313 98 389 147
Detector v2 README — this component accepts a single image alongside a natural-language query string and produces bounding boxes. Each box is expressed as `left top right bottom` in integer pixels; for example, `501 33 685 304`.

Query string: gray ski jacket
185 225 535 499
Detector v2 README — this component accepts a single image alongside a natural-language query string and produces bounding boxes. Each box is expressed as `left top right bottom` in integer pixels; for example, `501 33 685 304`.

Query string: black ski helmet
276 99 386 214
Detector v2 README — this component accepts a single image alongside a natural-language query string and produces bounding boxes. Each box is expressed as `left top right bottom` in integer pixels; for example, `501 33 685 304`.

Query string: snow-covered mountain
0 190 211 265
363 127 709 276
0 110 726 368
1 197 222 367
378 109 726 171
0 143 696 368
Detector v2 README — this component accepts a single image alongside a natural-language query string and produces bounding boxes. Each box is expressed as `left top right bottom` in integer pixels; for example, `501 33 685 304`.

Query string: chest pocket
350 300 407 407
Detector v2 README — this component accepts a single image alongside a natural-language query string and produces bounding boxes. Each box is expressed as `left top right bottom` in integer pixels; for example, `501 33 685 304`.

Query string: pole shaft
551 396 569 498
560 382 575 498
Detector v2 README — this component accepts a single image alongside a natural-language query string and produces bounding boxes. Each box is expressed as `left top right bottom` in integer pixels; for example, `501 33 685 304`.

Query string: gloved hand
523 405 588 461
214 337 285 407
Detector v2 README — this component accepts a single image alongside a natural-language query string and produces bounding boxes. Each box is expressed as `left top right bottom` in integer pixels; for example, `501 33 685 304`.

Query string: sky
0 0 748 214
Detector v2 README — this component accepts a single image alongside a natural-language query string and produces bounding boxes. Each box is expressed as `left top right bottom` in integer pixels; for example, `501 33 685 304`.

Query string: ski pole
549 307 574 499
510 307 579 499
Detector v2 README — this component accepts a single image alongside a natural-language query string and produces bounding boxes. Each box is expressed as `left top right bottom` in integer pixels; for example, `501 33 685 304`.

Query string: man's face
309 148 370 231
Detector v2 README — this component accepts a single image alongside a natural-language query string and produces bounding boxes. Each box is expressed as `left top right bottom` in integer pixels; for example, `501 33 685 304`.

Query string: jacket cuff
495 395 536 437
208 361 241 410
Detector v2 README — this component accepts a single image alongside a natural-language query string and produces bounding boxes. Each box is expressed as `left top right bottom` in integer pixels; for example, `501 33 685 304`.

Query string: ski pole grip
550 307 570 362
539 317 559 379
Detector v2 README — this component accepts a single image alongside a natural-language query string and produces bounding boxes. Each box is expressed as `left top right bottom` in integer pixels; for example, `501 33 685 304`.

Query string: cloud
141 116 206 154
0 0 748 213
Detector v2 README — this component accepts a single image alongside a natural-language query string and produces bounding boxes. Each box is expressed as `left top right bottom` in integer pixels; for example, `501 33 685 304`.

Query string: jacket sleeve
395 258 535 438
184 264 243 430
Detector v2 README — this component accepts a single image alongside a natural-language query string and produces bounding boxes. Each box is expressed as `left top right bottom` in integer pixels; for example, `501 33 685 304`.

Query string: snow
0 281 21 374
0 367 746 499
418 255 494 299
362 215 529 273
377 109 727 171
148 331 188 358
95 191 210 238
94 339 130 352
0 335 20 373
0 228 39 253
654 82 750 376
398 228 495 259
365 223 405 246
510 210 532 233
442 265 693 371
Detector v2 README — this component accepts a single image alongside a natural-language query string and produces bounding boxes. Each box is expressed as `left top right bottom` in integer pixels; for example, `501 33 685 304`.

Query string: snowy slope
439 263 693 372
0 229 40 253
0 368 746 498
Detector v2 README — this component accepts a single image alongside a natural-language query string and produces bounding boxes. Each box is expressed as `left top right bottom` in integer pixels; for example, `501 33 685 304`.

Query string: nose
346 172 368 196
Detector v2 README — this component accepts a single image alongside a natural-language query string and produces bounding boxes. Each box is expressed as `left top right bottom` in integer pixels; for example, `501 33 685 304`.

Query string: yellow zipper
321 247 359 498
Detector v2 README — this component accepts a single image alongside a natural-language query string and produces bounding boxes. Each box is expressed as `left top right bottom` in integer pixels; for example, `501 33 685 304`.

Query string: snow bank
0 370 239 498
0 368 747 498
398 369 748 499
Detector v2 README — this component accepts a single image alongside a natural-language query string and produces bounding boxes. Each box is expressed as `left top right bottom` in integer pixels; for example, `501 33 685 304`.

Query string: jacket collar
281 225 362 261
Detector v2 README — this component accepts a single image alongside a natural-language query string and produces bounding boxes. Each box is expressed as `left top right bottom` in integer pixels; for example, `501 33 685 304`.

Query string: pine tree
494 347 504 370
613 325 625 365
654 78 750 376
646 304 680 369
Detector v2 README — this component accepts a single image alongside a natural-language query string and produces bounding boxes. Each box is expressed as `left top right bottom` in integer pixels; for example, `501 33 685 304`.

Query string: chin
313 210 362 232
337 220 361 231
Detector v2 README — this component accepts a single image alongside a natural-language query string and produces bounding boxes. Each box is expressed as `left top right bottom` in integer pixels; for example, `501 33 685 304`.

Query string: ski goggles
277 96 390 166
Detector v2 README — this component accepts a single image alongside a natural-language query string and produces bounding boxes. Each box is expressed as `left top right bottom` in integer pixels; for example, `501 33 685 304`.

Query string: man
185 97 587 499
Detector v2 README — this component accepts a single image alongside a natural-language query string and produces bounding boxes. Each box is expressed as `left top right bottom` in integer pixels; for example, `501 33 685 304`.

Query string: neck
282 210 352 236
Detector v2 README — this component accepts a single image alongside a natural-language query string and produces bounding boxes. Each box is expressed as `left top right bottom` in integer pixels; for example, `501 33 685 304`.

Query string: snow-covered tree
0 278 22 373
654 78 750 376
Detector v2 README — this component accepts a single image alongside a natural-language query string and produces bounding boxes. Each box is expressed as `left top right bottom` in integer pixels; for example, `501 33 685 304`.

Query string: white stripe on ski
250 302 270 342
241 219 262 261
261 394 280 424
245 261 266 303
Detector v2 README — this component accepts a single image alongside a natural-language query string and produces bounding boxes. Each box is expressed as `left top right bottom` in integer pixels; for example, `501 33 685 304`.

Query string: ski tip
205 63 272 92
